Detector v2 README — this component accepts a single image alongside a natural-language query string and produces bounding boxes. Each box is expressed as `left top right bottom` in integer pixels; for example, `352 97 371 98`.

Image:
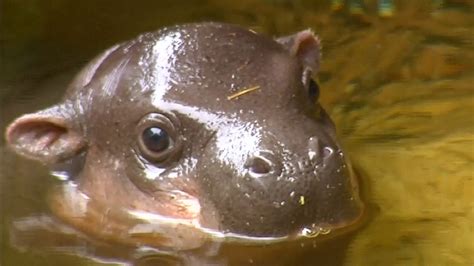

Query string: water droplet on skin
320 228 331 235
300 225 332 238
313 171 320 180
301 227 317 237
297 161 304 170
299 196 305 205
51 171 70 181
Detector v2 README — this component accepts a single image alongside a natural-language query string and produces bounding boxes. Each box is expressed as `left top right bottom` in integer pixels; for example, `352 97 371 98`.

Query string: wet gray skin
6 23 363 247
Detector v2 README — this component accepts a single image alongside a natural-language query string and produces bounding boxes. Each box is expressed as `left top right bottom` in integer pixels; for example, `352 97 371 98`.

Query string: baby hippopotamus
6 22 364 257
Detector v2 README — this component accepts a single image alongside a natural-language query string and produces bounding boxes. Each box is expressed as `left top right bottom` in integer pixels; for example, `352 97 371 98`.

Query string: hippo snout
245 135 339 180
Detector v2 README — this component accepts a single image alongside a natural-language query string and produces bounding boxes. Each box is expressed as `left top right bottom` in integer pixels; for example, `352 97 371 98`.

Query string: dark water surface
1 1 473 265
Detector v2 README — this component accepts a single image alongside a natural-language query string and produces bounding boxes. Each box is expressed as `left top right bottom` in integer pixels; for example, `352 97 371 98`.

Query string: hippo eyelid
135 112 183 164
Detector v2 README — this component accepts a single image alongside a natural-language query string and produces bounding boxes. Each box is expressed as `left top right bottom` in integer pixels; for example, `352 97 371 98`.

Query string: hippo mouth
44 176 363 254
46 181 362 250
46 182 214 250
45 180 315 255
45 151 218 251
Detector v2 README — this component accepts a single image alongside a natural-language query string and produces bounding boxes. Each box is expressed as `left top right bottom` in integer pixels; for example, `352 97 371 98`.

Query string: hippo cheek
47 148 212 250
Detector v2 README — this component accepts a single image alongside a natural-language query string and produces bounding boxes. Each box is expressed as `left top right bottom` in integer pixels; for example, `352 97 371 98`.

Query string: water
1 1 473 265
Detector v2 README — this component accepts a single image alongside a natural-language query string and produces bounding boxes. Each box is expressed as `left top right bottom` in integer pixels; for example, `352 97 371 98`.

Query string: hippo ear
276 30 321 86
5 105 85 164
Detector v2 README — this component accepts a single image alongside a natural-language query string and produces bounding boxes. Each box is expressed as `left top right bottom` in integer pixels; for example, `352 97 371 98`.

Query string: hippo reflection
6 23 364 258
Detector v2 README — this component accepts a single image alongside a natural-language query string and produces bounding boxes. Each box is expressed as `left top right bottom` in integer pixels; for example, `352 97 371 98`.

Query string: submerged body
6 22 364 262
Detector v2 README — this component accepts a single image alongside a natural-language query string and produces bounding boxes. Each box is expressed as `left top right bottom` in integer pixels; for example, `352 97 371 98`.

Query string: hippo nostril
308 137 335 163
245 151 282 177
323 146 334 159
248 156 272 175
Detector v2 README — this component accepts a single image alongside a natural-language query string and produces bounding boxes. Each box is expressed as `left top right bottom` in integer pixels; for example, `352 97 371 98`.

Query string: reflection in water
1 1 473 265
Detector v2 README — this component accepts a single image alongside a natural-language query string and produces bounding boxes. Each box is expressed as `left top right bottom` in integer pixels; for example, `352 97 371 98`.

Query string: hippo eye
308 79 320 102
136 113 182 163
142 127 170 153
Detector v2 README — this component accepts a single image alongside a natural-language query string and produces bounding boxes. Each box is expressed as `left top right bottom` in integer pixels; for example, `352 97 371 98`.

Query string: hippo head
6 23 363 250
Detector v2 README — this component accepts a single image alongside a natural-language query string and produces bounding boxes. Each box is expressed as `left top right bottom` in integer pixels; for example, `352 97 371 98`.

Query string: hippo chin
6 22 364 252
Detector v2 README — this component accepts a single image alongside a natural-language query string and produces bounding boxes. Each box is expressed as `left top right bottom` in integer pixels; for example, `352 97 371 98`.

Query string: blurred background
1 0 473 265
